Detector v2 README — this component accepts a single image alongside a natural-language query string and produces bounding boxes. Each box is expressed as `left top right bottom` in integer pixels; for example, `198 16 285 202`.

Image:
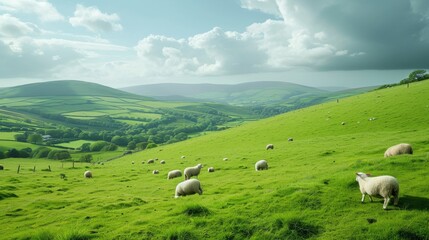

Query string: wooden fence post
17 164 20 174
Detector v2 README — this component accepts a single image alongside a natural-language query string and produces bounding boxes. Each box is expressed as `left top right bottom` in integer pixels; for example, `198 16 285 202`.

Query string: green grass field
1 81 429 239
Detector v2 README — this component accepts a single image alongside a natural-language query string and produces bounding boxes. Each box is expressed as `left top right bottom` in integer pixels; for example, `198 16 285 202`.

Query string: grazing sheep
132 161 135 165
288 138 294 142
181 156 186 159
266 144 274 150
160 160 166 164
184 164 203 180
384 143 413 157
0 165 3 170
341 122 346 125
223 158 228 161
84 170 92 178
255 160 268 171
153 170 159 174
208 167 215 172
355 172 399 210
175 179 203 198
167 170 182 179
147 159 155 164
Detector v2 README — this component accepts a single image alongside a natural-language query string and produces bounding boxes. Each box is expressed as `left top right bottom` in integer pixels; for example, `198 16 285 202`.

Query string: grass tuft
0 191 18 200
286 218 321 239
182 204 211 216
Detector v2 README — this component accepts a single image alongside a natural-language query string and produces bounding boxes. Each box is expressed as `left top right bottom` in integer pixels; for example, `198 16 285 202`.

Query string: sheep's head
197 164 203 169
355 172 370 181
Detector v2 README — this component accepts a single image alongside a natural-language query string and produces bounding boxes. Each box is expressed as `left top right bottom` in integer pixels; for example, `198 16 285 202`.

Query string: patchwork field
1 81 429 239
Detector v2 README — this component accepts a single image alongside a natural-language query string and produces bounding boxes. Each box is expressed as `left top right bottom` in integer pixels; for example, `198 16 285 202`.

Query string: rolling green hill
121 81 375 107
1 81 428 239
0 80 150 99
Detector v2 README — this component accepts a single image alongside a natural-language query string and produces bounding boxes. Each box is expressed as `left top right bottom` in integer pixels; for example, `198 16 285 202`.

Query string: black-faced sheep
84 170 92 178
147 159 155 164
208 167 215 172
288 138 294 142
167 170 182 179
175 179 203 198
266 144 274 150
355 172 399 210
160 160 166 164
384 143 413 157
153 170 159 174
184 164 203 180
255 160 268 171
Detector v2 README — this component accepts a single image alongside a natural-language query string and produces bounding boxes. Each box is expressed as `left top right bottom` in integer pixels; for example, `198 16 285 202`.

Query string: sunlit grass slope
1 81 429 239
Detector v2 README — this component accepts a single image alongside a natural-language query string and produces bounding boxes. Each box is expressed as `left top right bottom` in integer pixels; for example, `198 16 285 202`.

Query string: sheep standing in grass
84 171 92 178
184 164 203 180
255 160 268 171
160 160 166 164
153 170 159 174
147 159 155 164
355 172 399 210
175 179 203 198
167 170 182 179
384 143 413 157
208 167 215 172
266 144 274 150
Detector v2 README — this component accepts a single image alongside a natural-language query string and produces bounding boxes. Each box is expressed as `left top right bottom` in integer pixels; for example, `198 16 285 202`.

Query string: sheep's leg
361 194 366 203
383 197 390 209
368 195 373 202
393 194 399 206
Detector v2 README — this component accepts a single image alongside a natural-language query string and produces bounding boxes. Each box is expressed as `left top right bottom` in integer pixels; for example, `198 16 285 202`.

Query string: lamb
184 164 203 180
160 160 166 164
153 170 159 174
255 160 268 171
355 172 399 210
84 170 92 178
288 138 294 142
266 144 274 150
208 167 215 172
175 179 203 198
167 170 182 179
384 143 413 157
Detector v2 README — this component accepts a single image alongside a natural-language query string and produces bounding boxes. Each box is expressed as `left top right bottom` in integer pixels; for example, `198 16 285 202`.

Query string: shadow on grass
400 195 429 211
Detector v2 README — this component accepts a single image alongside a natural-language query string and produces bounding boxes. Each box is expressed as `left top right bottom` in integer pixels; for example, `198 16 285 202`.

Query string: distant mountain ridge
121 81 330 105
0 80 150 99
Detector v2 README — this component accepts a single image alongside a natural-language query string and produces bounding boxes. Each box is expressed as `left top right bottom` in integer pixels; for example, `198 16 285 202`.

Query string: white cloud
240 0 281 17
69 4 123 33
0 0 64 22
0 14 35 37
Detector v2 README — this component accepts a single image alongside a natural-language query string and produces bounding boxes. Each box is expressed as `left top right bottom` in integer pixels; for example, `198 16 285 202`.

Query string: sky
0 0 428 89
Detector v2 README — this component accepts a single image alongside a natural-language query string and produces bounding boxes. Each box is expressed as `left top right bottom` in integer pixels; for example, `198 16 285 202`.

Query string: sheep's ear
355 172 359 176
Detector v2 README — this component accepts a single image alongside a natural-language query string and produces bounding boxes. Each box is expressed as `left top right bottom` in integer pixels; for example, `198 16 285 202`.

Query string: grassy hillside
1 81 429 239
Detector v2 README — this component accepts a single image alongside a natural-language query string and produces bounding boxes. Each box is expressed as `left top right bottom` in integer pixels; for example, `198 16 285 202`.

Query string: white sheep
223 157 228 161
147 159 155 164
266 144 274 150
255 160 268 171
208 167 215 172
84 170 92 178
355 172 399 209
184 164 203 180
167 170 182 179
175 179 203 198
288 138 294 142
153 170 159 174
160 160 166 164
384 143 413 157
